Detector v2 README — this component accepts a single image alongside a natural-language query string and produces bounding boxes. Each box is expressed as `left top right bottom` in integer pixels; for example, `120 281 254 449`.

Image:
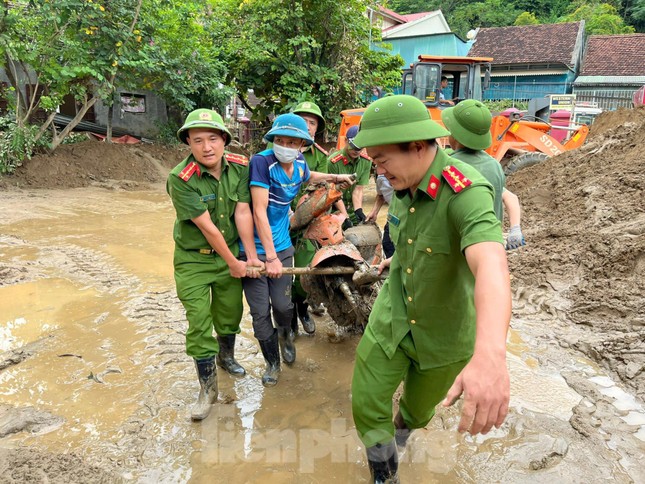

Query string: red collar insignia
426 174 440 199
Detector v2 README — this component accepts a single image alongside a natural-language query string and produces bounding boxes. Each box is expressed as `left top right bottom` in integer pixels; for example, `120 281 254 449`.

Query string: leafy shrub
0 116 47 175
155 120 181 146
61 132 88 145
483 100 529 115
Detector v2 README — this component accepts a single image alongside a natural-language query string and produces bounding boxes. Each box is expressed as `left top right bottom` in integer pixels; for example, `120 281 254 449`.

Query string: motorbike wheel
301 273 381 332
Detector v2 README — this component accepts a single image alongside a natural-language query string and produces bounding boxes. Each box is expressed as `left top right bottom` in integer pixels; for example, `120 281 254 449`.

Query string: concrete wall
93 88 168 139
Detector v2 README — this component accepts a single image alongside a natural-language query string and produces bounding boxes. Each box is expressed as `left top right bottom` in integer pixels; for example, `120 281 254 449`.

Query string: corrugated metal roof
491 69 568 77
574 75 645 85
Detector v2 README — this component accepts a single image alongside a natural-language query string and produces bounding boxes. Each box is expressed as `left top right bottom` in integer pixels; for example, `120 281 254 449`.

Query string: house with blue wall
370 6 473 66
468 22 586 102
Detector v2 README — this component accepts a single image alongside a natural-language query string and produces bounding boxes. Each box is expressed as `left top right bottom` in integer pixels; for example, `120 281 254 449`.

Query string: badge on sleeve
442 166 471 193
225 152 249 166
179 161 201 181
330 153 347 165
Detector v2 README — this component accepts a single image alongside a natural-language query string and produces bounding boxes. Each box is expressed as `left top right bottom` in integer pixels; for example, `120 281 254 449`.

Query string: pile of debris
508 107 645 398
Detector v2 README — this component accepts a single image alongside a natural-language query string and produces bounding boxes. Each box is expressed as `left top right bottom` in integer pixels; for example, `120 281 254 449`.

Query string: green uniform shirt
302 143 328 173
327 147 372 222
450 148 506 222
166 153 250 252
370 148 504 370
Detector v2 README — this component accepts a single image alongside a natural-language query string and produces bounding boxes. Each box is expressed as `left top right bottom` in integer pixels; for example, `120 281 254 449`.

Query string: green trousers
292 233 316 300
351 325 469 448
174 248 243 359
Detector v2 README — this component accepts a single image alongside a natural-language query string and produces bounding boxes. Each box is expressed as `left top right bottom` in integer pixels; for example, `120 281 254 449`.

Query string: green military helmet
293 101 325 135
353 95 450 148
441 99 493 150
177 108 233 145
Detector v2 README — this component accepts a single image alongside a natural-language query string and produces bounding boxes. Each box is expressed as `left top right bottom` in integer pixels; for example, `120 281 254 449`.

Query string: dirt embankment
507 107 645 398
0 140 189 190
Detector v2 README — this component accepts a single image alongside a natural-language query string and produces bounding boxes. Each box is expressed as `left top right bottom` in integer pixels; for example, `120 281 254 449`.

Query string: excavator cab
401 56 492 119
337 55 588 174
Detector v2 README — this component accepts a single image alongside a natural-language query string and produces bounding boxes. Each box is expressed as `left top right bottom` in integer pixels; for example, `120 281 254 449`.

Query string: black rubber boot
191 356 218 421
297 301 316 334
277 326 296 365
216 334 246 377
290 304 299 336
366 441 399 484
258 330 281 387
393 411 413 448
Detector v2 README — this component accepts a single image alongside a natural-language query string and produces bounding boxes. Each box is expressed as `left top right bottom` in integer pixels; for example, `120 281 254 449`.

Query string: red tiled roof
468 22 583 66
580 34 645 76
377 6 407 23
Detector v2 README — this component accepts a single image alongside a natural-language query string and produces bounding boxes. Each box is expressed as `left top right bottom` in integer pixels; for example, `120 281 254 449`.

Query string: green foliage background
0 0 643 170
386 0 642 36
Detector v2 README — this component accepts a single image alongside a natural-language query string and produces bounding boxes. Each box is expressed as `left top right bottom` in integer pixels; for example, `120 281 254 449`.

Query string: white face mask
273 143 300 164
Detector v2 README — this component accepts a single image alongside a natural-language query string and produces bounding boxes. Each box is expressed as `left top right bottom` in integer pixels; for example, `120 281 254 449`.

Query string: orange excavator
337 55 589 174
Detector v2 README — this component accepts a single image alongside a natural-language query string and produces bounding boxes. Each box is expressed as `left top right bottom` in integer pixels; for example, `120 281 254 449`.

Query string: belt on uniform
189 248 218 255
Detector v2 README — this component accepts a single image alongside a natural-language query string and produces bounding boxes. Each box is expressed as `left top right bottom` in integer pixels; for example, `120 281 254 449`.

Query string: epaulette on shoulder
442 165 472 194
330 152 346 164
178 161 201 182
360 153 372 162
314 143 329 156
225 152 249 166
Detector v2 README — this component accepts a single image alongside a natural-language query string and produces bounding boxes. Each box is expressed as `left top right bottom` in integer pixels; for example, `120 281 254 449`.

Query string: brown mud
507 107 645 400
0 124 644 482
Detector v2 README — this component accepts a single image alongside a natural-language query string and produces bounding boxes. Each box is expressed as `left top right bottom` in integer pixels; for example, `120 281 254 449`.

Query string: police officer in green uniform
290 101 330 333
350 95 512 482
327 125 372 226
441 100 526 248
293 101 329 173
167 108 263 421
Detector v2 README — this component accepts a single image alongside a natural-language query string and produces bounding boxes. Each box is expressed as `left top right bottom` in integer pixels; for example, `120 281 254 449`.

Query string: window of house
120 93 146 113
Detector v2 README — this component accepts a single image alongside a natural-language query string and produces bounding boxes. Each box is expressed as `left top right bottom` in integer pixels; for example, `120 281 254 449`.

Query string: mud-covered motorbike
290 181 384 331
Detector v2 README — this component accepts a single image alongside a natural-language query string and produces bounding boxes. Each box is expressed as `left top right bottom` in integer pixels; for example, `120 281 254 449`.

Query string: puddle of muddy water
0 186 643 483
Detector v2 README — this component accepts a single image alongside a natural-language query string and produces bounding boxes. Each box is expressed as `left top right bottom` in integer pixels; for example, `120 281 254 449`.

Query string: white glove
506 225 525 250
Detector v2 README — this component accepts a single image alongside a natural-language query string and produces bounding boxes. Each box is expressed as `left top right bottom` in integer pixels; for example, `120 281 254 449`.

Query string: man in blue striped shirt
242 113 354 387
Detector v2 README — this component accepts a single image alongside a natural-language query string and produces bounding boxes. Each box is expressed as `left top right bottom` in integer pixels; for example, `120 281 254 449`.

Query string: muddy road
0 181 644 483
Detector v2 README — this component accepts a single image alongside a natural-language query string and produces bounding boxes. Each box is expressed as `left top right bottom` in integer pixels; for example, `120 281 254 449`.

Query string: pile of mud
507 107 645 398
0 448 118 483
0 139 189 189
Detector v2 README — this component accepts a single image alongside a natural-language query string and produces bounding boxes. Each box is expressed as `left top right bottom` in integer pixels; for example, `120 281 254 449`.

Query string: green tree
624 0 645 31
385 0 439 14
450 0 519 38
0 0 146 149
514 11 540 25
213 0 403 134
0 0 231 152
124 0 231 116
562 2 636 34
